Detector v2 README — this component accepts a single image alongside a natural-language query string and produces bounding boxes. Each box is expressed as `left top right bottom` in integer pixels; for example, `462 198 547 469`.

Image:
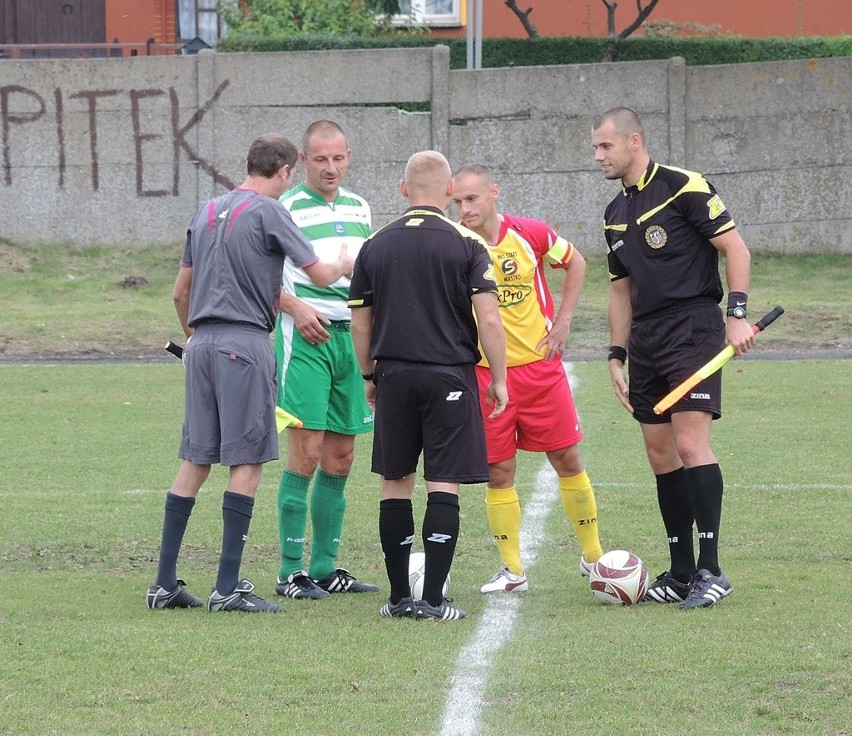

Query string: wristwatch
727 306 747 319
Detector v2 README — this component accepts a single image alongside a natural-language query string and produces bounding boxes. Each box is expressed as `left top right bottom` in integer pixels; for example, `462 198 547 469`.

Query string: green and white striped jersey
279 182 372 322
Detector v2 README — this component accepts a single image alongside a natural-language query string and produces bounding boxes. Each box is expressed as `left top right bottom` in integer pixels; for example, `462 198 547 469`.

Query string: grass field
0 242 849 359
1 357 849 735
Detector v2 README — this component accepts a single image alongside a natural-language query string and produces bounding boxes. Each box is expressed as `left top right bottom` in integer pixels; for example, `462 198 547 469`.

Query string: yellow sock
485 486 523 574
559 471 604 563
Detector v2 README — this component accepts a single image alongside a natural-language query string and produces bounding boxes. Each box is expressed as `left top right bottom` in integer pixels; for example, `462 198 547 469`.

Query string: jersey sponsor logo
707 194 727 220
496 284 532 307
500 258 519 277
644 225 668 249
334 222 345 234
405 218 424 227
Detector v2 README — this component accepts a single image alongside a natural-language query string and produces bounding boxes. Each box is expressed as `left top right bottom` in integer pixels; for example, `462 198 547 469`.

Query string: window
394 0 463 27
178 0 225 43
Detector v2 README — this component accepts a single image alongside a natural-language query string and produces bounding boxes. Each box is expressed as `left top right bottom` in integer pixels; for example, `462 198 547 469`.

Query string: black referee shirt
348 205 497 365
604 160 737 320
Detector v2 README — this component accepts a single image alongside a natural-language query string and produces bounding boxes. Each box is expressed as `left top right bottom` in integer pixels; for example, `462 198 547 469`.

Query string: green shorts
274 314 374 435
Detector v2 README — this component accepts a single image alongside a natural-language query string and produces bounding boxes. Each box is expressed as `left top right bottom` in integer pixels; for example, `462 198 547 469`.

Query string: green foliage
217 30 852 67
216 0 402 38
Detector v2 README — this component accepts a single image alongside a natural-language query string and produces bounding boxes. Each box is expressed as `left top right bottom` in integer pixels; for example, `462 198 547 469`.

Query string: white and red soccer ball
589 549 648 606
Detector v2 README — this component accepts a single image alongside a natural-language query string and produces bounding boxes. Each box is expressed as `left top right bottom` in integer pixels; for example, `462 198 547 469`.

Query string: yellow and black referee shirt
603 160 737 320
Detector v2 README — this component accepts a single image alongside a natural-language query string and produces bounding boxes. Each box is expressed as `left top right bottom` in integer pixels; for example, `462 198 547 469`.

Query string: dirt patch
0 239 32 273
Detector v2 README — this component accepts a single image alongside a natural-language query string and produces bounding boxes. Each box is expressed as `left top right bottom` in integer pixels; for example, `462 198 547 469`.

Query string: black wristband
361 373 374 381
726 291 748 318
607 345 627 363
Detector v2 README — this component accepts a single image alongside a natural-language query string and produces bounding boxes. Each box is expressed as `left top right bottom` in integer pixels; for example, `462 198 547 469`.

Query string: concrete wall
1 47 849 254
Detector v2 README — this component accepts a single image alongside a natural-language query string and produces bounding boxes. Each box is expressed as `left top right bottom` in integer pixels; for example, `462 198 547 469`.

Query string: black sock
421 492 460 607
379 498 415 603
215 491 255 596
655 468 695 582
685 463 724 576
155 492 195 590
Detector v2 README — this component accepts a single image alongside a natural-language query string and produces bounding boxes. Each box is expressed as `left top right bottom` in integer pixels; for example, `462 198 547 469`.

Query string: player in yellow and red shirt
452 164 604 593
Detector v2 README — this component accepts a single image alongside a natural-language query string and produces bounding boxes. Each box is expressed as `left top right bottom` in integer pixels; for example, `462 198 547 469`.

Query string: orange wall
436 0 852 38
105 0 175 45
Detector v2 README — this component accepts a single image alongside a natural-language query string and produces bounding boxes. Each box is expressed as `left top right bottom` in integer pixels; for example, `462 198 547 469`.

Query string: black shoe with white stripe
644 570 692 603
276 570 330 599
146 579 202 609
208 579 284 612
314 568 380 594
380 596 416 618
678 569 733 609
415 598 467 621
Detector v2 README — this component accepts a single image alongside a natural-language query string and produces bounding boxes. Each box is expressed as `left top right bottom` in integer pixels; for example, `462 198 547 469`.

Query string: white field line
439 462 558 736
438 362 581 736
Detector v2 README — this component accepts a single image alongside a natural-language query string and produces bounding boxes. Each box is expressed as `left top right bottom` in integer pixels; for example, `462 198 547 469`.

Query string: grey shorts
178 323 279 466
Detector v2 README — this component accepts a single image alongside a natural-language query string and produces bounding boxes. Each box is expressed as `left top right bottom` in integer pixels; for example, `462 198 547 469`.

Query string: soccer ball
589 549 648 606
408 551 450 600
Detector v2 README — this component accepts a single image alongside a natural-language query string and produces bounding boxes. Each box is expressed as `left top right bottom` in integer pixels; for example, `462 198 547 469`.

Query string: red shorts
476 360 583 465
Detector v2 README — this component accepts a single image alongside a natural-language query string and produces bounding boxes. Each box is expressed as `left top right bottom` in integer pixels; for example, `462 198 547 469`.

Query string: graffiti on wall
0 79 236 194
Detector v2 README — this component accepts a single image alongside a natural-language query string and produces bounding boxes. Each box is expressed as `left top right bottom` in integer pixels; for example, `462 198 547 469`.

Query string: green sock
308 470 347 581
277 470 310 580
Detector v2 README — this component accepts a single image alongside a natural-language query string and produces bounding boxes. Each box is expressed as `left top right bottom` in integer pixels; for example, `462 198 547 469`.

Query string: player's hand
536 323 569 361
336 242 355 280
292 302 331 345
364 378 377 412
485 381 509 419
609 361 633 414
182 334 192 366
726 317 756 356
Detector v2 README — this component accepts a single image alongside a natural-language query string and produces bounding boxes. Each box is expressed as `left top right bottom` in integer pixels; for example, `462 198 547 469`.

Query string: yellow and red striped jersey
480 214 575 367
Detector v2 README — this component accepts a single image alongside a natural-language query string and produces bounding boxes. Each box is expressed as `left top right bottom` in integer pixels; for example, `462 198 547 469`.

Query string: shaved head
593 107 645 144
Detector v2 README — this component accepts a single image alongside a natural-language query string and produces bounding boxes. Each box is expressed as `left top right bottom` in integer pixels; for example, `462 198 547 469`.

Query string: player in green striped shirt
273 121 379 600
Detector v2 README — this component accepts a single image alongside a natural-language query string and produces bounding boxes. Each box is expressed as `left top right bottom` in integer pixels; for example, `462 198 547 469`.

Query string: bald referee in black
592 107 754 610
349 150 508 622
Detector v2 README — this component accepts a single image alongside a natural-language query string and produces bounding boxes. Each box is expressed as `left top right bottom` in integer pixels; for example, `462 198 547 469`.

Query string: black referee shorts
628 302 725 424
371 360 489 484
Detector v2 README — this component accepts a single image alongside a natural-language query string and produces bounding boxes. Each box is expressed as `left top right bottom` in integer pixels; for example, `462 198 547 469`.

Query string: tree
601 0 661 59
217 0 403 38
506 0 539 38
506 0 661 53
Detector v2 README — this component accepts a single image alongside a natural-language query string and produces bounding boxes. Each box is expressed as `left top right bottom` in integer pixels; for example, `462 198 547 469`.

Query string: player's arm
172 265 193 339
302 243 354 287
349 305 376 410
472 291 508 418
607 276 632 413
538 247 586 360
278 291 331 345
710 229 755 356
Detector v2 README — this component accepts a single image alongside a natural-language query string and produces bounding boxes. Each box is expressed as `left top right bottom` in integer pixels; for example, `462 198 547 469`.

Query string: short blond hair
404 150 452 196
